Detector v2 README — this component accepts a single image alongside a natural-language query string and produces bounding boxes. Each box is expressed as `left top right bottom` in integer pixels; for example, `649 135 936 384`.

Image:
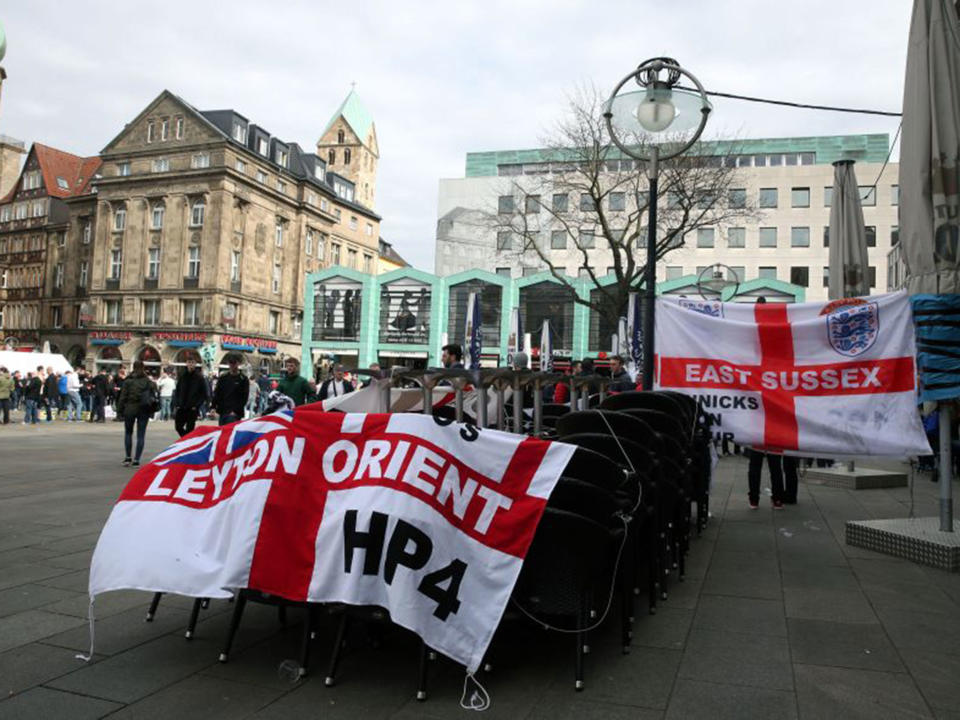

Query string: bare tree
489 86 757 334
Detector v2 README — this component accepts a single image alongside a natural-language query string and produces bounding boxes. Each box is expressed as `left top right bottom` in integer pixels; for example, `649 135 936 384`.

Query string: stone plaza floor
0 415 959 719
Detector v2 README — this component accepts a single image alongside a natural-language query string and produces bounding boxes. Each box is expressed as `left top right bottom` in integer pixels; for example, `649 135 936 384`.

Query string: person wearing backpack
116 360 158 467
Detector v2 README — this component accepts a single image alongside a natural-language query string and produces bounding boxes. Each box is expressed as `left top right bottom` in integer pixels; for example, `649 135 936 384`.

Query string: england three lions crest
826 301 879 357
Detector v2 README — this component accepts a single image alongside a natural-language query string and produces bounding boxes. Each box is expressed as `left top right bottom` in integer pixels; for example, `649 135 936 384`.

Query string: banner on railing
656 291 931 457
88 409 575 672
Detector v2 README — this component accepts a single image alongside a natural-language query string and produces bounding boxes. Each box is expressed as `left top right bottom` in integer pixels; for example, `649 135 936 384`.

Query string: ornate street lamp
697 263 740 300
604 58 711 389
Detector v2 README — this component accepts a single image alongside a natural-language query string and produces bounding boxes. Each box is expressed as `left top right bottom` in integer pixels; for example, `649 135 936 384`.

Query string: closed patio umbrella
900 0 960 294
900 0 960 531
827 160 870 300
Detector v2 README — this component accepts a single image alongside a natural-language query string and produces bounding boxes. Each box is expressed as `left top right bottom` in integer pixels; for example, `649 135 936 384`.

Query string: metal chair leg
218 591 247 662
416 640 429 701
146 592 162 622
297 605 316 679
185 598 204 639
325 613 349 687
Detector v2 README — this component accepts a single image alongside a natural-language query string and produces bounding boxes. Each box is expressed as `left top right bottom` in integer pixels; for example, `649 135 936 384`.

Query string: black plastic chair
511 508 623 691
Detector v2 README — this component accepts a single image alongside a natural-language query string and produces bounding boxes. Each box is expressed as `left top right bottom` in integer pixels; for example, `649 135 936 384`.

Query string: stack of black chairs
144 371 712 701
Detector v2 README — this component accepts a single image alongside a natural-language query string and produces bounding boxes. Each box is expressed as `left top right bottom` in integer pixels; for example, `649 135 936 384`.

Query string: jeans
24 398 39 424
0 398 9 424
123 410 151 462
160 396 172 421
66 391 82 421
91 395 106 422
748 450 785 503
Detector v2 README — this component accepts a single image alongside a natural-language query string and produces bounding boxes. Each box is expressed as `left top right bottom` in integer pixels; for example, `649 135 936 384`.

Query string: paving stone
703 554 782 601
48 633 221 704
0 609 88 653
665 678 797 720
793 663 932 719
659 574 703 610
859 580 959 616
0 642 105 698
0 686 121 719
105 673 283 719
899 650 960 712
787 618 904 672
678 628 793 691
630 606 694 651
783 587 878 624
0 583 82 618
713 523 777 555
525 696 665 720
692 595 787 637
0 562 75 591
36 568 90 592
563 644 681 710
42 588 156 620
874 607 960 657
41 602 192 656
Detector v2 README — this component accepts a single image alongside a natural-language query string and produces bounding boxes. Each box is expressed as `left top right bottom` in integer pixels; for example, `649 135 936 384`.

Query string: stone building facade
27 89 381 374
0 143 100 354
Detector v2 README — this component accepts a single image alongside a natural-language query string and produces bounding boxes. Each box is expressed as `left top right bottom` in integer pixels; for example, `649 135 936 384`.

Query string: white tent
0 351 73 376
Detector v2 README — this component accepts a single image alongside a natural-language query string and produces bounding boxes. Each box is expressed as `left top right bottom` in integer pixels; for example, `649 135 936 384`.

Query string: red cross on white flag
655 292 931 458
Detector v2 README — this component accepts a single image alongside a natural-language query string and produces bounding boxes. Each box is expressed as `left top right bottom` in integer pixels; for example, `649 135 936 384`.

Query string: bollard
454 386 464 423
478 386 489 428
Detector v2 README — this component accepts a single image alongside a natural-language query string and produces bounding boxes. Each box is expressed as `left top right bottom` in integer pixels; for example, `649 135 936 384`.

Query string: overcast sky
0 1 910 270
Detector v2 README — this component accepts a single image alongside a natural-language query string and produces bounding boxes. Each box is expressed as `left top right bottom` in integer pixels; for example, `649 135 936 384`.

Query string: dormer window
56 177 69 190
275 149 288 167
232 122 246 143
314 165 324 181
257 137 269 155
337 129 345 144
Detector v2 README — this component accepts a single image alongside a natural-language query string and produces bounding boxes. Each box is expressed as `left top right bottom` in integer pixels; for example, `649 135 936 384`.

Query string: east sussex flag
89 408 575 673
655 292 931 457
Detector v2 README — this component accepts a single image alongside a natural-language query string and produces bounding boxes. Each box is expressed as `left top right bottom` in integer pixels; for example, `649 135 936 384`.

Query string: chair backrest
601 391 691 431
515 508 616 618
548 477 620 525
541 403 571 418
559 432 655 477
561 445 627 494
616 408 688 447
556 410 660 452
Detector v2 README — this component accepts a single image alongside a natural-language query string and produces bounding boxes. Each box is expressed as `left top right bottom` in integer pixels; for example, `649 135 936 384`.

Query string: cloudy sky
1 1 910 270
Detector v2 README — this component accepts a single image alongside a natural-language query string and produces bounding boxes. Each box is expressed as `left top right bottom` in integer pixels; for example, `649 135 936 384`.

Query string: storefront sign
90 331 131 346
155 331 207 348
222 334 278 354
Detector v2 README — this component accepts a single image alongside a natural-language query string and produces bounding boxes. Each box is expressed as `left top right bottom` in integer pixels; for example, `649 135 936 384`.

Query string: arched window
344 149 351 165
328 149 336 164
191 199 205 227
337 129 345 144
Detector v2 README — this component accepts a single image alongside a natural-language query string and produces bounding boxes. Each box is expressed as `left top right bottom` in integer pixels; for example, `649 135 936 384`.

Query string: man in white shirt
157 370 176 421
65 369 82 422
319 364 354 400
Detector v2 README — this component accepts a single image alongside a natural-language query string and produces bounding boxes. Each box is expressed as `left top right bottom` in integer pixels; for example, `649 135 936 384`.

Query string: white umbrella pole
939 401 954 531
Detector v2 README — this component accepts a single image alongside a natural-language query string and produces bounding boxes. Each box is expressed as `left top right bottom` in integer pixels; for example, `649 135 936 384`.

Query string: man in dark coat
173 355 209 437
91 368 110 422
212 354 249 425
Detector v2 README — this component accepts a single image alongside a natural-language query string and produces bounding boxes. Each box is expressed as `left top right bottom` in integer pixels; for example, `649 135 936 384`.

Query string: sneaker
772 500 784 509
748 499 759 509
122 458 132 466
132 461 141 467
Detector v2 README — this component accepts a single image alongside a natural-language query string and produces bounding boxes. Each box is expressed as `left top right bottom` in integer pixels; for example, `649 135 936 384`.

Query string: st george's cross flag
88 407 575 673
655 291 931 458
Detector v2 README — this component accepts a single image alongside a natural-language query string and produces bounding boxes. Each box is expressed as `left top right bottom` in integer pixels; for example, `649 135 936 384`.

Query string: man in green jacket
277 357 313 406
0 366 13 425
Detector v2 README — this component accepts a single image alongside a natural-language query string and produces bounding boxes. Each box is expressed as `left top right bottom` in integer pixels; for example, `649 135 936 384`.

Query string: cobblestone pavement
0 415 958 719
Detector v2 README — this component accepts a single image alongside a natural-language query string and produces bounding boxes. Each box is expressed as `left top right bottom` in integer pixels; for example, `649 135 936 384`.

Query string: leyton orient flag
88 407 574 673
656 292 931 457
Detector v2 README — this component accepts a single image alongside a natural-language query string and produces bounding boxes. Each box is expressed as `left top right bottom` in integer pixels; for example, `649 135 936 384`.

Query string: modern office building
301 265 804 373
436 134 899 303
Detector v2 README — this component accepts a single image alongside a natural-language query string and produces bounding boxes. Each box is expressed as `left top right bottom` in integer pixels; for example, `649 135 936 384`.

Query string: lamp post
604 58 711 389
